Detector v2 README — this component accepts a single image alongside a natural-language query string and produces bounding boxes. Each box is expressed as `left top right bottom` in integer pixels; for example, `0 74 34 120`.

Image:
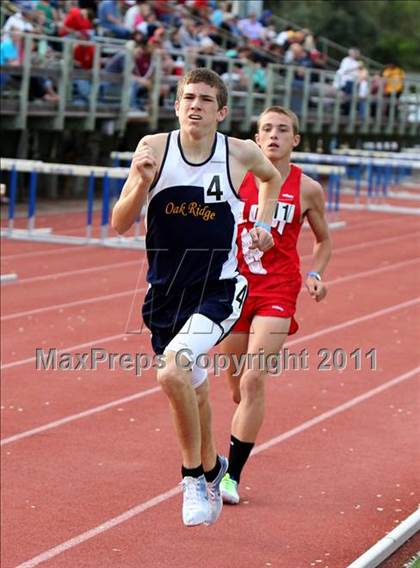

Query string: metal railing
269 14 383 71
1 33 419 137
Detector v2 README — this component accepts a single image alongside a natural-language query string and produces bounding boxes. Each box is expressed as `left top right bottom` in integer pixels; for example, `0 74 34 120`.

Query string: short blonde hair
176 68 228 110
257 106 300 135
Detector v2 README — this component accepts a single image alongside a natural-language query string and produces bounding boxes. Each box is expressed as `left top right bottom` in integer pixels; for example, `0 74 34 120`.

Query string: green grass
404 552 420 568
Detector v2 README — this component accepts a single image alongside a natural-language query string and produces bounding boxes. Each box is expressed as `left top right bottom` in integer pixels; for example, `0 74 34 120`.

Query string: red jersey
238 165 303 293
234 165 303 334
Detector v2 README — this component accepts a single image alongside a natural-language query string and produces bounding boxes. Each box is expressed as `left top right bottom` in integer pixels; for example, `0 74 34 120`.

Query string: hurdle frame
110 151 347 230
0 158 145 250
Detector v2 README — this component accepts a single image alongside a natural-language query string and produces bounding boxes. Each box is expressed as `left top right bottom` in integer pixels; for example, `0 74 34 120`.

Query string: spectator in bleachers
35 0 59 35
154 0 180 25
135 8 161 39
124 0 143 32
259 9 273 27
302 29 316 52
382 62 405 117
196 23 220 55
210 3 225 26
267 42 284 62
382 62 405 98
260 23 276 44
164 28 183 51
221 61 247 90
102 43 148 110
148 26 165 47
0 26 21 87
187 0 211 21
59 6 94 72
98 0 131 39
335 47 361 95
357 62 369 118
0 27 21 65
178 18 200 49
60 6 93 39
249 59 267 92
9 0 29 9
284 42 311 71
29 73 60 102
3 8 34 34
309 47 327 76
275 25 295 48
221 12 241 39
238 12 264 43
369 71 383 117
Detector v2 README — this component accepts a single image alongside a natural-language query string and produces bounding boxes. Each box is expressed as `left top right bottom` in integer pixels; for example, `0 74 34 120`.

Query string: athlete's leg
222 317 290 498
232 316 290 442
157 350 202 469
195 378 216 471
218 332 250 404
158 313 223 468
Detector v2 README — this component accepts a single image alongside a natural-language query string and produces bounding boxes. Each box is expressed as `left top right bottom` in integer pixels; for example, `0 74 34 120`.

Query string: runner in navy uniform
112 68 281 526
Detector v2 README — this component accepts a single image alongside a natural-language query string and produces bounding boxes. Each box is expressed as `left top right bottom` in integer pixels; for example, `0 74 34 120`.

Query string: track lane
4 370 418 568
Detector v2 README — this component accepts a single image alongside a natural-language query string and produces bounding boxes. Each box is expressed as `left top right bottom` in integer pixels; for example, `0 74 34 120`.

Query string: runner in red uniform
219 106 332 504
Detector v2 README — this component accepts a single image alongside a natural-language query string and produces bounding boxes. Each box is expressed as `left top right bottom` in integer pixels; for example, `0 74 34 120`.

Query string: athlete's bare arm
111 133 167 234
229 137 281 250
229 137 281 223
301 175 332 302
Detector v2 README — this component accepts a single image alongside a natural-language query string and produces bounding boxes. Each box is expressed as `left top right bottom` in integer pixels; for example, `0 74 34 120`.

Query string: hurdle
0 158 145 250
334 148 420 195
334 148 420 161
0 273 18 284
291 151 420 214
110 151 347 230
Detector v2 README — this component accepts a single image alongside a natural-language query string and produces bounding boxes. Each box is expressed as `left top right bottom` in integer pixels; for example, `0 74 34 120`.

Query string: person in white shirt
3 11 34 34
336 48 361 94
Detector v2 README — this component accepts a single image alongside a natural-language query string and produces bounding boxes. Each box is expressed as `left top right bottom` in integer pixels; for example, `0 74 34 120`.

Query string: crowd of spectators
334 48 406 118
0 0 407 116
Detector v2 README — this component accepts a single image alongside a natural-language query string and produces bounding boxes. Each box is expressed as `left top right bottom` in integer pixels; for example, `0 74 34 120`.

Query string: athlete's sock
228 435 254 484
204 455 221 483
181 464 204 479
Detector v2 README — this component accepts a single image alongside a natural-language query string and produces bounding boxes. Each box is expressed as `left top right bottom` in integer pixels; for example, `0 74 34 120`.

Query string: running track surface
1 208 419 568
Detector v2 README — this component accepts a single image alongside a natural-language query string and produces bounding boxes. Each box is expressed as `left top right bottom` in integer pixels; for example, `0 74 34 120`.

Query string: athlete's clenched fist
132 142 157 186
248 226 274 252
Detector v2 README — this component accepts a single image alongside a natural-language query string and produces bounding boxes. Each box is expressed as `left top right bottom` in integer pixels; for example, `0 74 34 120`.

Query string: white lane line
1 288 146 321
1 332 129 370
326 257 420 287
287 297 419 348
2 245 96 260
3 225 417 286
316 229 418 256
15 366 419 568
2 296 419 444
252 366 419 455
0 386 161 446
347 509 420 568
14 260 142 285
338 215 420 231
3 294 416 373
2 231 418 321
298 257 419 295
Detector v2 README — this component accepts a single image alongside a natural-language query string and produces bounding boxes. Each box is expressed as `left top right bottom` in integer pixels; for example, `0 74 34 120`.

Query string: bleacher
1 1 419 138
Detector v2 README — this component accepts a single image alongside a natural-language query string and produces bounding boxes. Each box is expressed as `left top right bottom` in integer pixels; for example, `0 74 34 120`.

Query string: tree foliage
265 0 420 71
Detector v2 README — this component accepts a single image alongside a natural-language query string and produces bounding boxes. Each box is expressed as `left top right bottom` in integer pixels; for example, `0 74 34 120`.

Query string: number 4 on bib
204 174 225 203
235 285 247 309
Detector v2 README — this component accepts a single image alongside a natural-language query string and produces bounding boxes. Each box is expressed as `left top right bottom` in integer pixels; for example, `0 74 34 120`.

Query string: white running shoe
220 473 240 504
181 474 210 526
206 455 229 525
